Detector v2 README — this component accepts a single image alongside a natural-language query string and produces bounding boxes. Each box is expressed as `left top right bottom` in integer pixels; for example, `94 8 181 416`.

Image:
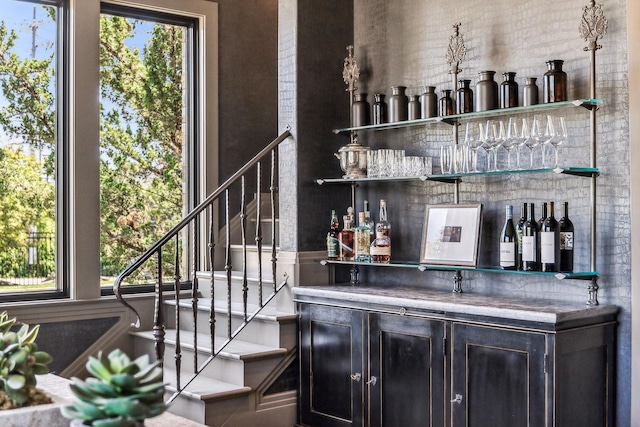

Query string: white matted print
420 204 483 267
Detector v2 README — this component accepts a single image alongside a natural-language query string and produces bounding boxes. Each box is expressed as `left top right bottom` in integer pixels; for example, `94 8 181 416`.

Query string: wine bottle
522 203 539 271
499 205 517 270
339 211 355 261
559 202 574 272
537 202 547 268
355 211 371 262
516 203 527 271
540 201 559 272
326 210 340 260
376 199 391 238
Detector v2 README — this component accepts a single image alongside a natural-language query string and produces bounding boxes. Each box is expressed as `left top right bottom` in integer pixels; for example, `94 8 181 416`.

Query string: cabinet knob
350 373 361 382
451 394 463 404
366 376 377 386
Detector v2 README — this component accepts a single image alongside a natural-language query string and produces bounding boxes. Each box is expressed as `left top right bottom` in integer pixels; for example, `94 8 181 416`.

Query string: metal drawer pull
350 373 361 382
367 376 377 386
451 394 463 404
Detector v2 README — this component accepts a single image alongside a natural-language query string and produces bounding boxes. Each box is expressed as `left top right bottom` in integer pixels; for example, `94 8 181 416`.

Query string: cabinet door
368 313 446 427
451 323 546 427
299 304 364 427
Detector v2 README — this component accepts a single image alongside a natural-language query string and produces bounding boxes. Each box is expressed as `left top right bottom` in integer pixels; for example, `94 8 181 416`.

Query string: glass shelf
320 259 597 280
315 166 599 185
332 98 603 134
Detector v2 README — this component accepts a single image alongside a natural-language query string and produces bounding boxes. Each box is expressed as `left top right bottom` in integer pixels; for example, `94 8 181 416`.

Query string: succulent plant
0 311 53 407
61 348 168 427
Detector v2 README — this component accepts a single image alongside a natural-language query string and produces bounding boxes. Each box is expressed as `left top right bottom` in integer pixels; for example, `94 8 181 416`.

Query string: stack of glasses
367 149 432 178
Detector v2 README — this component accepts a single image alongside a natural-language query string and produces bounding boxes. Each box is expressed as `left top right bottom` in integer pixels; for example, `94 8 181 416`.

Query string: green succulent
61 349 168 427
0 311 53 406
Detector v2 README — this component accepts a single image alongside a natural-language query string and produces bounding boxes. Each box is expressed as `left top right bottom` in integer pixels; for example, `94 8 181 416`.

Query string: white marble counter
293 285 617 325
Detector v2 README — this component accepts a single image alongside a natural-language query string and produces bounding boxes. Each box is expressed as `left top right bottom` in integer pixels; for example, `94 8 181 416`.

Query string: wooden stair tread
164 372 251 402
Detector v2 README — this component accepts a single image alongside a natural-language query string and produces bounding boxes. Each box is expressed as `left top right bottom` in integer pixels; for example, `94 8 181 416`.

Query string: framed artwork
420 204 483 267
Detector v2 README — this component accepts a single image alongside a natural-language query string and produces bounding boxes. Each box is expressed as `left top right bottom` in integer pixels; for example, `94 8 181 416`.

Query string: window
0 0 217 300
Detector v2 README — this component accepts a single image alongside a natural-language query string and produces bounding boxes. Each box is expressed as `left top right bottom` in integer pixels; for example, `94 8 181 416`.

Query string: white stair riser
226 246 277 279
197 273 276 306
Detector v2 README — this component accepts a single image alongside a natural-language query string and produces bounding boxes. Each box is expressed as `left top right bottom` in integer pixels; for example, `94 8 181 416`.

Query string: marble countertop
293 285 618 325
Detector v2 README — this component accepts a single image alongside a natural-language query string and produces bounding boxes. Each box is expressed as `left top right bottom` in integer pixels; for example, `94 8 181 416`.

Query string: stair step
165 372 251 402
197 271 278 304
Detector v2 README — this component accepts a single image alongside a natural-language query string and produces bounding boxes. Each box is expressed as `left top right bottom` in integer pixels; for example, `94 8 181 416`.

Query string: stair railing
113 128 291 403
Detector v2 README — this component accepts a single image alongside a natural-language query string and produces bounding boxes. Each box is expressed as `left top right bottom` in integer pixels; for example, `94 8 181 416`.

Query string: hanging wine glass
549 116 567 169
522 117 537 169
464 121 483 172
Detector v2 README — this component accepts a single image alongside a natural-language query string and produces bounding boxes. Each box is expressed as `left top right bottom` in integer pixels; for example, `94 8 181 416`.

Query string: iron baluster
153 249 165 365
225 189 232 339
192 217 199 374
173 235 182 390
241 176 248 321
271 149 278 293
255 162 263 307
208 204 216 352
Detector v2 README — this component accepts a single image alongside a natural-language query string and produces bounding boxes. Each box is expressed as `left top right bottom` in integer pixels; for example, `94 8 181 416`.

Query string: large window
0 0 216 299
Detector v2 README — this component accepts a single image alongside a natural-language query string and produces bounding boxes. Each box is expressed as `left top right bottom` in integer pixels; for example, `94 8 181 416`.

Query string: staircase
114 130 297 426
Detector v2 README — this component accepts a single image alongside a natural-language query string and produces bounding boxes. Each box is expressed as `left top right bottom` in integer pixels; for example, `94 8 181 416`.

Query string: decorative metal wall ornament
446 23 466 75
579 0 607 51
342 45 360 93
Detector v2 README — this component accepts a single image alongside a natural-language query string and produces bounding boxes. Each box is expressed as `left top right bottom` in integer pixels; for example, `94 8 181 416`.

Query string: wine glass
549 116 567 169
482 120 496 171
492 120 506 171
513 117 528 169
522 117 538 169
531 115 550 168
464 121 483 172
503 117 519 170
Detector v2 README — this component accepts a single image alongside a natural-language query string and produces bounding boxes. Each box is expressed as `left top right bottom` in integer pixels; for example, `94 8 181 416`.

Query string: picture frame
420 204 483 267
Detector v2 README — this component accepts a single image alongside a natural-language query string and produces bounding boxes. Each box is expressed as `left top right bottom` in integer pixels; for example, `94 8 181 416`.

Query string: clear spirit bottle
355 211 371 262
370 230 391 263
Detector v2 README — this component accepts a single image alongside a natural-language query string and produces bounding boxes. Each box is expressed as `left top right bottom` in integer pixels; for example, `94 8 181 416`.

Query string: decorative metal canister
372 93 387 124
475 70 499 111
388 86 409 122
500 72 519 108
523 77 539 106
456 79 474 114
408 95 420 120
543 60 567 103
352 93 370 127
419 86 438 118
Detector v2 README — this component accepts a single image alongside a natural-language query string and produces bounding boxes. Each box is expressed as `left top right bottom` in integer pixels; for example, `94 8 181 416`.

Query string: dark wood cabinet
295 286 617 427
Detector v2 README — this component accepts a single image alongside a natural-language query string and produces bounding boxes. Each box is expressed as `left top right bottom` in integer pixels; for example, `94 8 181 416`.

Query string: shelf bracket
587 277 599 305
452 270 463 293
350 264 360 285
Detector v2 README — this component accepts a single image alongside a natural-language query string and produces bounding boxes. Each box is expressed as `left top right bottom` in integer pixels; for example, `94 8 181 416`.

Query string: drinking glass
493 120 506 171
549 116 567 168
367 150 379 177
464 121 483 172
531 115 550 168
502 117 519 170
513 117 528 169
440 145 453 174
522 117 538 169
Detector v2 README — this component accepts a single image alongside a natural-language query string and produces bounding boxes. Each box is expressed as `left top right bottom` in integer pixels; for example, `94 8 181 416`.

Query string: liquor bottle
376 199 391 238
540 201 559 272
363 200 375 242
516 203 527 271
559 202 574 272
326 210 340 260
521 203 539 271
370 230 391 263
499 205 517 270
355 212 371 262
339 212 355 261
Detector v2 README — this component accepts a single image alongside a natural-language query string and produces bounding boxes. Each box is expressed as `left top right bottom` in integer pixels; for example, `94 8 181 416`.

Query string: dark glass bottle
516 203 528 271
540 201 559 272
439 89 454 116
537 202 547 267
500 72 518 108
499 205 517 270
475 70 499 112
543 60 567 103
559 202 574 272
420 86 438 118
456 79 474 114
522 203 539 271
339 210 355 261
326 210 340 260
372 93 387 125
352 93 370 127
388 86 408 122
408 95 420 120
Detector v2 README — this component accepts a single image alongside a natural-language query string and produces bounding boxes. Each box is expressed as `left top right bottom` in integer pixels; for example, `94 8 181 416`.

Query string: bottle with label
499 205 517 270
522 203 539 271
326 210 340 260
540 201 559 272
339 211 355 261
376 199 391 238
537 202 547 267
363 200 375 243
355 212 371 262
559 202 574 272
516 203 528 271
370 230 391 263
